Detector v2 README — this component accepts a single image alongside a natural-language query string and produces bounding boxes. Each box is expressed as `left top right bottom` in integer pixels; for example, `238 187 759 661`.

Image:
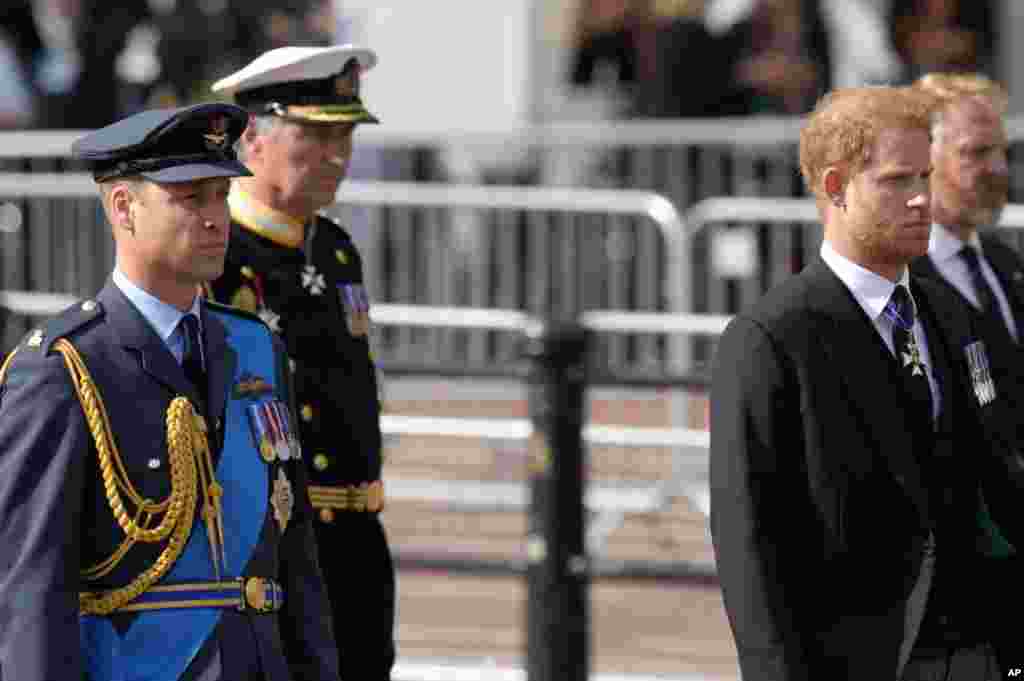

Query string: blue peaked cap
71 103 252 183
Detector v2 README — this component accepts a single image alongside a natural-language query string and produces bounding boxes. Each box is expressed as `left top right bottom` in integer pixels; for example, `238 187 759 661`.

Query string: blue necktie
960 246 1013 342
180 313 207 407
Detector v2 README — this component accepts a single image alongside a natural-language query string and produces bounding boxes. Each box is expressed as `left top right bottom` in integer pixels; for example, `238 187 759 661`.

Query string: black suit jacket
912 234 1024 441
0 281 340 681
710 258 1024 680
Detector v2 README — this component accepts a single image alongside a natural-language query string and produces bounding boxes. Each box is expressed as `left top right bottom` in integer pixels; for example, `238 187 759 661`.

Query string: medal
902 335 927 377
965 340 997 405
247 403 275 462
268 401 294 461
264 402 289 462
339 284 370 337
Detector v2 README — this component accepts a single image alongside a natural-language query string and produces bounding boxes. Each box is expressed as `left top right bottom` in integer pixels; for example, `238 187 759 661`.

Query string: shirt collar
112 267 201 344
929 222 982 264
820 240 913 322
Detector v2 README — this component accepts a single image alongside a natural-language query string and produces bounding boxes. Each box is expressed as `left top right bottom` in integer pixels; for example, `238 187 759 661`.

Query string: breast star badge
902 337 926 376
271 468 294 532
301 265 326 295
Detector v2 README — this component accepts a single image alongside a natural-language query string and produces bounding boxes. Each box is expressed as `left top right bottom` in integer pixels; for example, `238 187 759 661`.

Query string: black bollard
524 321 590 681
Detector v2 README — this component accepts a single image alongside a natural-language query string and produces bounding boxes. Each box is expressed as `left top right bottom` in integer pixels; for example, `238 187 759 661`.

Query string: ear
241 118 263 160
823 167 845 200
108 182 137 232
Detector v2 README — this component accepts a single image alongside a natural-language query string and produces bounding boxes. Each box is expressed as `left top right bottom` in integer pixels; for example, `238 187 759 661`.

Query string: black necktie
959 246 1012 339
887 285 933 428
180 313 207 408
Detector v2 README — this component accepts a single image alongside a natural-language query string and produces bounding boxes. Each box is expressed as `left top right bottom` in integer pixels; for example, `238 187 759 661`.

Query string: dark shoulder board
316 213 353 242
14 298 105 356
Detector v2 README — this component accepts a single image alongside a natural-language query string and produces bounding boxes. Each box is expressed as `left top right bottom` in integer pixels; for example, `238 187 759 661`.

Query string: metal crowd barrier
0 171 696 377
7 121 1024 361
683 197 1024 317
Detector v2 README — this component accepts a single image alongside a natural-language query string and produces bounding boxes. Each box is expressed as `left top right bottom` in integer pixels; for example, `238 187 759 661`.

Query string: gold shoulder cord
1 342 222 616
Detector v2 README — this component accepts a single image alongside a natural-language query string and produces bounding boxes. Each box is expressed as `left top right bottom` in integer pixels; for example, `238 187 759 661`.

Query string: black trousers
314 513 396 681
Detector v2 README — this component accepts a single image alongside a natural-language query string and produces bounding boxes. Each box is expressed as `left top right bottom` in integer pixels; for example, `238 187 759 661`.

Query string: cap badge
204 115 230 150
334 65 361 98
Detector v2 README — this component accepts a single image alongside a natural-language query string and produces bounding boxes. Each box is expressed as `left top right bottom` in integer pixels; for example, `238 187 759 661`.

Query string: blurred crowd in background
0 0 1001 131
0 0 337 129
566 0 997 118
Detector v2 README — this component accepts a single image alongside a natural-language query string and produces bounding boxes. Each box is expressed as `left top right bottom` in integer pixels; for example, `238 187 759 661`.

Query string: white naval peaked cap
211 45 379 124
211 45 377 95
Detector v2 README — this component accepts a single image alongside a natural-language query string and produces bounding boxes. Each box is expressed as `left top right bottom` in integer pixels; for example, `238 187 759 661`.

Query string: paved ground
379 379 739 680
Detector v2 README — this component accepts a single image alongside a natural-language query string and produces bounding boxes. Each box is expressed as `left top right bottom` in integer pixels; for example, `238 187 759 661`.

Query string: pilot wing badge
965 340 997 406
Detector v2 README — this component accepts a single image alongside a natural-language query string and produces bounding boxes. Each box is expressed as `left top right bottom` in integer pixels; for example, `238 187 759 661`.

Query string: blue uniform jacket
0 281 341 681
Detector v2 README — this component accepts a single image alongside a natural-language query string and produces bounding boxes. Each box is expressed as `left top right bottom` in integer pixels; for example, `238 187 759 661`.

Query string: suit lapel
805 259 931 521
912 278 956 435
97 282 198 403
910 254 975 313
980 234 1024 342
201 305 236 438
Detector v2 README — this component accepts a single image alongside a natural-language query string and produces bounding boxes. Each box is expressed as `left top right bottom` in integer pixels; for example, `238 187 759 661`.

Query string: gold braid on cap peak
0 341 224 616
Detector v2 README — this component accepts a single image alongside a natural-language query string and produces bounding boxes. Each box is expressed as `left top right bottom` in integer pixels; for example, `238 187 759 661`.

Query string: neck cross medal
903 334 926 377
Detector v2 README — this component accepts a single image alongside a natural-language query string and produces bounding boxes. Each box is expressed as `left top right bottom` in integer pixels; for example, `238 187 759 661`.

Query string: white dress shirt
821 241 940 421
927 223 1018 342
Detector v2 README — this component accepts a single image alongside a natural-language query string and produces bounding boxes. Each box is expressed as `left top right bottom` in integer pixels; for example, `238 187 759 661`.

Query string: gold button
319 508 335 524
300 404 314 422
245 577 268 611
313 453 330 471
241 266 255 279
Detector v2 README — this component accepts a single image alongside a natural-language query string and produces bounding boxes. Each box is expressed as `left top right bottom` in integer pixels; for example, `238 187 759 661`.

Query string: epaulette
15 298 105 355
316 213 352 240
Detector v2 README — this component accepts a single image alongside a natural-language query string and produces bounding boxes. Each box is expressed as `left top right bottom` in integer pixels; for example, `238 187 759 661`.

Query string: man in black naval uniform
0 103 340 681
208 45 394 679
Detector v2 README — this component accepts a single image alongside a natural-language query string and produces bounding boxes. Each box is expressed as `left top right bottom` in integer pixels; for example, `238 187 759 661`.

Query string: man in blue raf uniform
207 45 395 680
0 103 341 681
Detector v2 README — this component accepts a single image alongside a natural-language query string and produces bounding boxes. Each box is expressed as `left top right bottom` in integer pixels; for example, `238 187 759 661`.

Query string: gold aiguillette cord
193 412 227 579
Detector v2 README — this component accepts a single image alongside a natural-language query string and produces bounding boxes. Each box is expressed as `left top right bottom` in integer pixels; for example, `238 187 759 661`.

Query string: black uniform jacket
211 207 396 680
212 214 382 487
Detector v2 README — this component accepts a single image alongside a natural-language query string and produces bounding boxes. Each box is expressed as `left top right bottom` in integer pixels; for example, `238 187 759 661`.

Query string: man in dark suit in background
908 70 1023 675
910 73 1024 441
710 85 1024 680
